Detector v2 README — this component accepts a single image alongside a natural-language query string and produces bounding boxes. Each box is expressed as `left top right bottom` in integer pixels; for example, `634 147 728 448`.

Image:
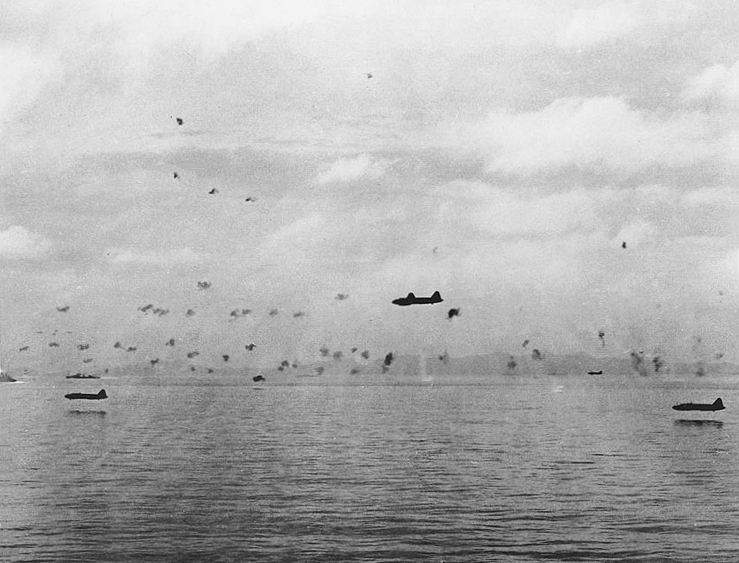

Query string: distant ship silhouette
672 398 724 411
392 291 443 306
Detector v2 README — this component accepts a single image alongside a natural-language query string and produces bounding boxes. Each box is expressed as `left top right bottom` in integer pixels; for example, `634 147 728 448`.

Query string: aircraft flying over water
392 291 443 306
672 398 725 411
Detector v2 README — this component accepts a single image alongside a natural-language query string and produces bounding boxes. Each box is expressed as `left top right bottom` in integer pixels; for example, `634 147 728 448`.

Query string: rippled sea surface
2 371 739 562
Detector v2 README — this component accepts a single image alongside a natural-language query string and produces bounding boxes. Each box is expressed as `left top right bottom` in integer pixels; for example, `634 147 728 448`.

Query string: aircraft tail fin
98 389 107 399
713 398 724 409
431 291 441 300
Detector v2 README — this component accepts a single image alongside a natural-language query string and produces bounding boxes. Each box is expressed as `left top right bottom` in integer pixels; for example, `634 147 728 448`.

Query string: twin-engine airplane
672 398 725 411
392 291 443 306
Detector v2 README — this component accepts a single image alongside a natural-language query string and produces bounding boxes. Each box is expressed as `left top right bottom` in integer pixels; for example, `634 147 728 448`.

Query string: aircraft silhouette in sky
392 291 443 306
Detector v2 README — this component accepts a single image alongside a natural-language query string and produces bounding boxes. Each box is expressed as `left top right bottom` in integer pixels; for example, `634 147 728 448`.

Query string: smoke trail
630 351 648 376
382 352 394 373
692 335 708 377
652 355 664 373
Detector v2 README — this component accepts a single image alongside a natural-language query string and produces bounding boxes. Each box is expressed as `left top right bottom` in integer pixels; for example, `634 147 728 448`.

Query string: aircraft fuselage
392 291 443 306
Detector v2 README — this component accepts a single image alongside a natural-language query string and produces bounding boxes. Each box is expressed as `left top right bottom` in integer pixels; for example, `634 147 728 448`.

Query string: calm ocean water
2 370 739 562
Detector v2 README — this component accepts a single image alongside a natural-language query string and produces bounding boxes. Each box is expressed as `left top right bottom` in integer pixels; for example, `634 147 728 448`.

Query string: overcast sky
1 0 738 370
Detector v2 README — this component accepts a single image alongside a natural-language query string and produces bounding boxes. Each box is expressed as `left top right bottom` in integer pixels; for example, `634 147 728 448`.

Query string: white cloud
614 220 658 248
106 247 202 265
683 60 739 102
315 154 389 184
718 129 739 168
475 97 714 174
84 0 329 60
438 181 600 236
556 2 640 48
0 44 61 125
0 226 51 259
680 187 738 208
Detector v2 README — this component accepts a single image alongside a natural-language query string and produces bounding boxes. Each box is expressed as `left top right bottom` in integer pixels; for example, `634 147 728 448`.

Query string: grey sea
2 370 739 562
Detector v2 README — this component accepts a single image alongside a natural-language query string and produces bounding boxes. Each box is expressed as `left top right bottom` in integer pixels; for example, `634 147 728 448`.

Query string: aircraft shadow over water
66 410 107 417
674 419 724 428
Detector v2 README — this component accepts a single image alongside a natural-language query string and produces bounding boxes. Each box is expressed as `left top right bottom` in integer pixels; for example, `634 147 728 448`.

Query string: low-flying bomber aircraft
392 291 443 306
672 398 725 412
